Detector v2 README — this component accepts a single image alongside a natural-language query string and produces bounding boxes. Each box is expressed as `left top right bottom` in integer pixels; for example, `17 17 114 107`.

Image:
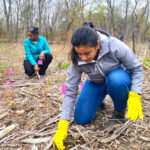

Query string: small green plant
143 58 150 67
56 62 70 69
61 62 70 69
47 83 51 87
50 77 58 82
29 88 35 93
71 139 76 145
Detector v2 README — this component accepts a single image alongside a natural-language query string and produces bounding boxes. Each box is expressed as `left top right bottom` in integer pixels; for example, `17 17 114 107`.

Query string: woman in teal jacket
24 26 53 76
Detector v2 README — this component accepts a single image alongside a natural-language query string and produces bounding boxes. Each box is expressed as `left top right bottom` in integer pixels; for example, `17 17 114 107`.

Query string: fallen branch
35 116 51 128
21 89 40 98
0 144 18 148
138 136 150 142
0 123 18 139
75 126 94 150
43 136 54 150
32 144 38 150
69 144 79 150
15 83 41 87
0 113 8 120
99 120 132 143
34 130 56 137
14 131 36 141
0 133 17 144
22 137 51 144
45 114 60 126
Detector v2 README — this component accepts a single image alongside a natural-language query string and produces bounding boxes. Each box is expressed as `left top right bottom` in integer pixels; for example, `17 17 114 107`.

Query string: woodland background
0 0 150 150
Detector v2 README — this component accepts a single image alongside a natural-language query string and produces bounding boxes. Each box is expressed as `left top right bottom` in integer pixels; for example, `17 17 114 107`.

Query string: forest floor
0 42 150 150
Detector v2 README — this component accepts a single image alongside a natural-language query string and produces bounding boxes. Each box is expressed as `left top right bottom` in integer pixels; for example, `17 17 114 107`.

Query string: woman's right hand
34 65 39 71
54 120 69 150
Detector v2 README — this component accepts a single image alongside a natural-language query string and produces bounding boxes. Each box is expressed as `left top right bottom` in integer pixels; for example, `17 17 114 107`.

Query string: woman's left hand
39 52 45 60
127 91 143 121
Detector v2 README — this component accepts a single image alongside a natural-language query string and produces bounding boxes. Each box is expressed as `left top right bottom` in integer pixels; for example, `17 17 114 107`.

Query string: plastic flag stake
61 83 66 94
8 68 13 74
7 80 13 88
80 82 84 91
38 60 43 65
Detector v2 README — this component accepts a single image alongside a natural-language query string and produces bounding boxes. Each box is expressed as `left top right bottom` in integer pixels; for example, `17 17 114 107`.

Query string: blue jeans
74 69 131 125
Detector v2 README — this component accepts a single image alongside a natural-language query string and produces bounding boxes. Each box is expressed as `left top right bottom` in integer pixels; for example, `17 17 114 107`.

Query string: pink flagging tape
38 60 43 65
7 80 13 88
8 68 13 74
80 82 84 91
61 83 66 94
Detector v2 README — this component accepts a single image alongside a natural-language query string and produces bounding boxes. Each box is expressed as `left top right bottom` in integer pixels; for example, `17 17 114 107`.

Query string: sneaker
102 110 126 130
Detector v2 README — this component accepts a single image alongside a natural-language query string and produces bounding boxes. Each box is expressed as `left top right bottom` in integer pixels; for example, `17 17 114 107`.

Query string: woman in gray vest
53 22 143 150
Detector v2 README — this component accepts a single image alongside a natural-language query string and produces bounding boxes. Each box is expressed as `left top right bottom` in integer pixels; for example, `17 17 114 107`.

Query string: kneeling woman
54 22 143 150
24 26 53 76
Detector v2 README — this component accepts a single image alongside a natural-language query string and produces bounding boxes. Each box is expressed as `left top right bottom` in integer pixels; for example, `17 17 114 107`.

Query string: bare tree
105 0 115 35
124 0 130 37
3 0 12 42
131 0 138 53
43 0 59 40
20 0 36 29
14 0 23 42
38 0 46 32
135 0 150 41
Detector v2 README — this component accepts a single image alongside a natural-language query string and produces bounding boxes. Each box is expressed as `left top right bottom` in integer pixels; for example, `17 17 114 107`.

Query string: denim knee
74 113 93 125
106 69 131 110
106 69 130 88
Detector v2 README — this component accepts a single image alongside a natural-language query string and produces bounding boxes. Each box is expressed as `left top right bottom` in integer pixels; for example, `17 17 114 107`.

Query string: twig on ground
99 120 132 143
0 133 17 144
35 116 51 128
21 89 40 98
0 123 18 139
32 143 38 150
0 113 8 120
138 136 150 142
45 114 60 126
14 131 37 141
22 137 51 144
15 83 41 87
74 126 94 150
43 136 54 150
69 144 79 150
34 130 56 137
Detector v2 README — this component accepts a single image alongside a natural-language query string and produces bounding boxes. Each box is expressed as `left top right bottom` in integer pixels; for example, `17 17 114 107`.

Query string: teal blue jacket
24 36 51 65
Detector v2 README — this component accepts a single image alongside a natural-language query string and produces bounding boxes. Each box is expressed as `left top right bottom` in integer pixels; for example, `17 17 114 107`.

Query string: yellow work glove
53 120 69 150
127 91 143 121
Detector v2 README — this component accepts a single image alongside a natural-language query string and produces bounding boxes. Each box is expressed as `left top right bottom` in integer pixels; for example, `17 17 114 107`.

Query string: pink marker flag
80 82 84 91
61 83 66 94
7 80 13 88
38 60 43 65
8 68 13 74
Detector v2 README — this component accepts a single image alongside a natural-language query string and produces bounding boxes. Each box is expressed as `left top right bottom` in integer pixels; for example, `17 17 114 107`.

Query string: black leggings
24 53 53 76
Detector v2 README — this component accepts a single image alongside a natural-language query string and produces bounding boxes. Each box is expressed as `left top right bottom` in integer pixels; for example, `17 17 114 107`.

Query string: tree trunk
3 0 12 43
132 32 136 53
